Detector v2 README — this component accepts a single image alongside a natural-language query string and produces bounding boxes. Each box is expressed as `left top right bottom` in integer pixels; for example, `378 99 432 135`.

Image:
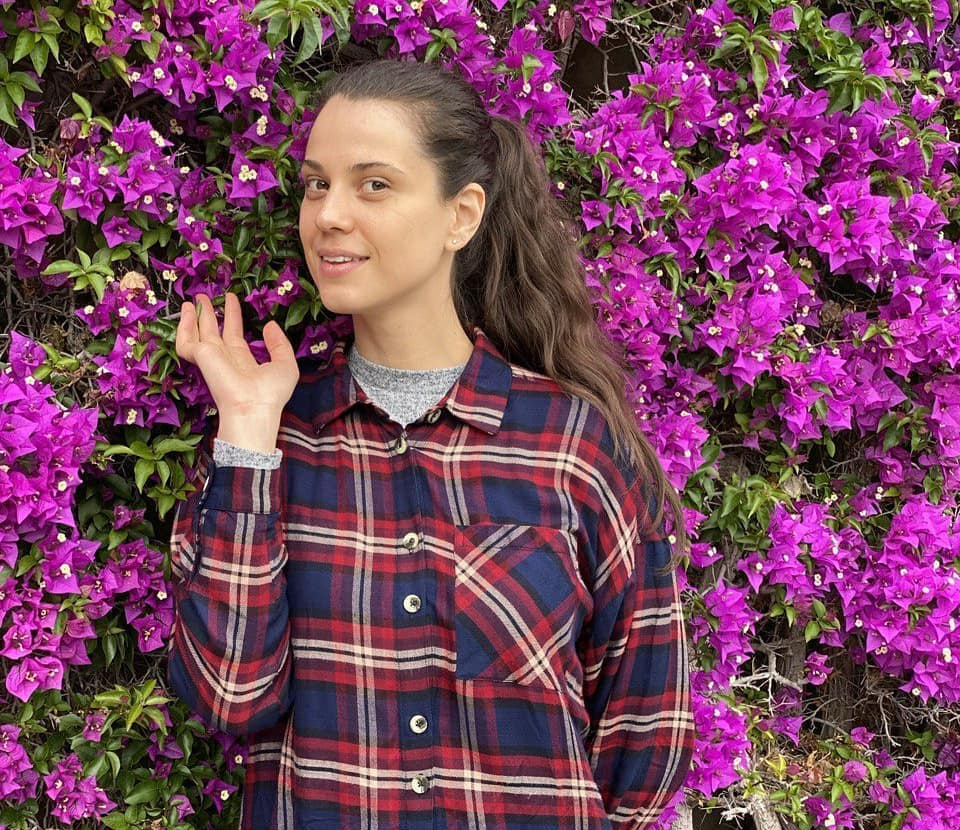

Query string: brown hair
316 60 688 555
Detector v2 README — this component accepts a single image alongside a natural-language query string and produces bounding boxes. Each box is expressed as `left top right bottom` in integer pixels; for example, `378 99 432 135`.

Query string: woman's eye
362 179 389 193
305 178 327 192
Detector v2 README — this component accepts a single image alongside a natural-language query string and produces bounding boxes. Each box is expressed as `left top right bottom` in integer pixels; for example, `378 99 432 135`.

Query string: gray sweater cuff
212 437 283 470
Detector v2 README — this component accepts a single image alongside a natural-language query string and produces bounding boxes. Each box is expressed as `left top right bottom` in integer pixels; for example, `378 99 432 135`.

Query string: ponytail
454 116 688 555
316 61 688 555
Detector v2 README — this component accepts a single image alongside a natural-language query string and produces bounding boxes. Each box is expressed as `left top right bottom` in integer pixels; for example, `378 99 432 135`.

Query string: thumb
263 320 296 364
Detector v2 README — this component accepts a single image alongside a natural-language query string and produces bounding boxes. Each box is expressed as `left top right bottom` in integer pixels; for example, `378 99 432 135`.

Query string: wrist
216 411 282 454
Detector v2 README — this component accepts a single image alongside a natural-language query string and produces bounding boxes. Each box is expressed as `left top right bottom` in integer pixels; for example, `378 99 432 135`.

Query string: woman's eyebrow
299 159 405 175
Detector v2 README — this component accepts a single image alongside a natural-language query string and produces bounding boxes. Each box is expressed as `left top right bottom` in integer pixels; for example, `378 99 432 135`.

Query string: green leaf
101 445 137 458
720 486 740 519
42 31 60 61
13 30 37 64
124 779 160 806
156 492 176 519
128 440 154 459
851 84 864 112
86 752 108 779
152 437 198 455
235 222 252 253
285 299 310 327
29 43 50 76
15 546 41 578
750 52 768 97
144 707 168 730
7 84 25 109
72 92 93 119
102 634 117 667
0 91 15 128
293 15 320 65
134 458 154 492
424 38 444 62
43 259 77 277
83 21 103 45
105 751 121 781
10 70 41 93
882 426 902 452
804 619 821 641
266 13 287 43
251 0 278 17
100 812 133 830
520 53 543 83
142 34 160 63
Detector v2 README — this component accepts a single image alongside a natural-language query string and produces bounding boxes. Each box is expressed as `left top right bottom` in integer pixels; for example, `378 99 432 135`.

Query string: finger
221 292 260 371
221 292 245 345
195 293 222 342
263 320 298 366
175 301 199 363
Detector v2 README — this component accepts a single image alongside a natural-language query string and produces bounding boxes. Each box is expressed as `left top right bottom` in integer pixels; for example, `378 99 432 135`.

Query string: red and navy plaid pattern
168 327 694 830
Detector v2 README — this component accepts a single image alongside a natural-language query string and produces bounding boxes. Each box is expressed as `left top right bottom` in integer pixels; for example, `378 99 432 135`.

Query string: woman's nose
314 186 353 232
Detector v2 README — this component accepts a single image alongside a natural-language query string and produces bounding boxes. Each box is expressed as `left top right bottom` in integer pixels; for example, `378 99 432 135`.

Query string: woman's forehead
305 97 428 169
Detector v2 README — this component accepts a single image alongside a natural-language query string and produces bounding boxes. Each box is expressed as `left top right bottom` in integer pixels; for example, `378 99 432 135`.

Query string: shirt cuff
201 456 282 515
213 438 283 470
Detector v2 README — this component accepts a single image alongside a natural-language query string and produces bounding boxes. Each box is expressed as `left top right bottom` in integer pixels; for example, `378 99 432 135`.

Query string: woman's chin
311 283 359 316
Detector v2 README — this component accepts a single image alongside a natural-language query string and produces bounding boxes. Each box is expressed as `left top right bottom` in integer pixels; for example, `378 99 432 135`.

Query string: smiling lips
316 250 369 276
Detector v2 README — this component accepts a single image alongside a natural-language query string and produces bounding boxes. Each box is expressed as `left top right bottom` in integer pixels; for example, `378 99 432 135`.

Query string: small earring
451 238 459 246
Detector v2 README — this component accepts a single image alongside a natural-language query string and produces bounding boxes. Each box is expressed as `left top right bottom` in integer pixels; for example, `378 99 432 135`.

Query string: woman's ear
447 183 486 251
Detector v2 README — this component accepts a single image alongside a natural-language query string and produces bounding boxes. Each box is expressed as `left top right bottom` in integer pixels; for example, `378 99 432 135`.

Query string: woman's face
298 96 460 327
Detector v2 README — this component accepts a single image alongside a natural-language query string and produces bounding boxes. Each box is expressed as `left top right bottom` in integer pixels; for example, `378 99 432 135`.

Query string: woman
169 59 694 830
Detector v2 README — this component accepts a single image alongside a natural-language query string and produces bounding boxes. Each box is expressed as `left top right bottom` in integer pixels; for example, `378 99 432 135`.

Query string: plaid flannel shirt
168 327 694 830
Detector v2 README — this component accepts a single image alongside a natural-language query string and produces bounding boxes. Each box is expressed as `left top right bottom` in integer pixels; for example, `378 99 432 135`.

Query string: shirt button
401 531 420 551
403 594 422 613
393 433 408 454
425 409 441 424
411 774 429 794
409 714 428 734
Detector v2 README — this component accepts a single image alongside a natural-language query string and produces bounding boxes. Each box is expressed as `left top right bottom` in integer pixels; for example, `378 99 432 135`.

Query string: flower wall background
2 0 960 827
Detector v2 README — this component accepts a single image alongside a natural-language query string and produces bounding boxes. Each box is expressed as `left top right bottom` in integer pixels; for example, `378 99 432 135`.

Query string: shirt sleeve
579 478 695 829
166 432 292 736
213 437 283 469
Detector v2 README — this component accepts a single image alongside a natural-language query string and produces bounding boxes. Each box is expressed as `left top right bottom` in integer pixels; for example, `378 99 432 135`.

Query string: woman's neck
351 314 474 370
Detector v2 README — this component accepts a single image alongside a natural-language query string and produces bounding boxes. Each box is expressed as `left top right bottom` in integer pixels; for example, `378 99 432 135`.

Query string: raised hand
176 292 300 453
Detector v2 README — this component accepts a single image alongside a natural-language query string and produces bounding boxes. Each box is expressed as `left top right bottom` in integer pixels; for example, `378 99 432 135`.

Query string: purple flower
43 753 116 822
804 794 855 828
201 777 238 814
769 7 797 32
170 793 195 821
83 712 108 742
685 681 751 797
0 725 39 804
6 654 64 701
850 727 875 746
805 652 833 686
842 760 868 782
100 214 143 247
228 152 279 205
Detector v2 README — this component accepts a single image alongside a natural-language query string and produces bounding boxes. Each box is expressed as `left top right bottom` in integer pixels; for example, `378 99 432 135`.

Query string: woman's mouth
317 254 369 276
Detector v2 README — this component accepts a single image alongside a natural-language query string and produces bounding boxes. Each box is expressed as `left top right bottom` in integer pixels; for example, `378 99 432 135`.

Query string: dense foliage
2 0 960 827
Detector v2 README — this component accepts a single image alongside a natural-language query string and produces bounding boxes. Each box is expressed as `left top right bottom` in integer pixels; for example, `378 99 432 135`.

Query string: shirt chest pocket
453 523 586 691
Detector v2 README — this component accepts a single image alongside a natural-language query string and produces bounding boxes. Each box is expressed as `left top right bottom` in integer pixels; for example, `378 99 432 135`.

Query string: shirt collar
311 325 512 435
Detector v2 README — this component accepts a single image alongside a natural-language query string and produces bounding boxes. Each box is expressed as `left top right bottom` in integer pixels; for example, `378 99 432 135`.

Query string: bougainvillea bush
2 0 960 826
